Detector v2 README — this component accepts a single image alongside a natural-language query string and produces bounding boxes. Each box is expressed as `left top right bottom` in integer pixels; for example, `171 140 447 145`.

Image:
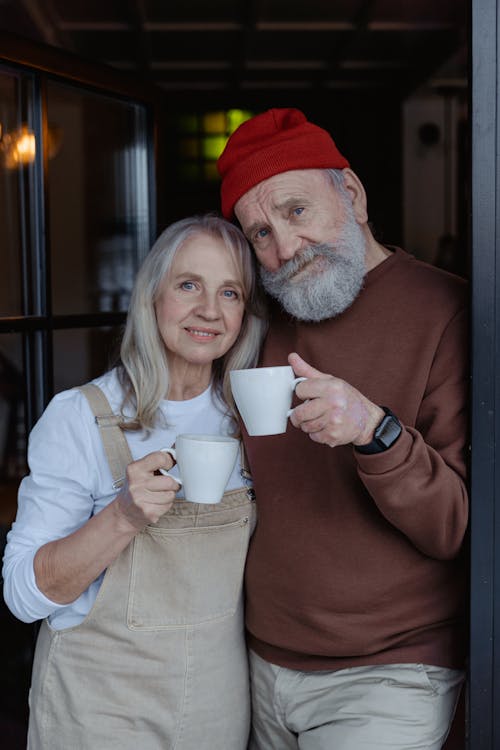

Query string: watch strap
354 406 402 455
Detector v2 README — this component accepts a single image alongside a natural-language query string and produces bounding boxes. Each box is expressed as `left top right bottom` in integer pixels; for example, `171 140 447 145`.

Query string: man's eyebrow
275 196 305 211
243 197 306 239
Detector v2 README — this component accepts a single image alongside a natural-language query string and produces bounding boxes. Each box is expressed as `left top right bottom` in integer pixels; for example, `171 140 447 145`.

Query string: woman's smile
184 326 221 340
154 232 246 386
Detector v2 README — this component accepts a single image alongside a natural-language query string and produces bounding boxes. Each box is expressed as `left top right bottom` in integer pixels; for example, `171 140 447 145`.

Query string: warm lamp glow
13 126 36 164
0 125 36 169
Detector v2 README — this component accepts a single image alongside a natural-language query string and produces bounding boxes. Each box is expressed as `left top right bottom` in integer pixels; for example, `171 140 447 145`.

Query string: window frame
0 33 162 427
469 0 500 746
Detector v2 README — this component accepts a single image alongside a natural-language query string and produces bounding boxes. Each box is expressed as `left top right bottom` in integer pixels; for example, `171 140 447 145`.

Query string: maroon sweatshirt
244 247 469 671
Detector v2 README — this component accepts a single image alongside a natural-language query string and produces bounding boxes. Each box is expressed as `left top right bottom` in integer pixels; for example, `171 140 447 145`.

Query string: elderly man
217 108 468 750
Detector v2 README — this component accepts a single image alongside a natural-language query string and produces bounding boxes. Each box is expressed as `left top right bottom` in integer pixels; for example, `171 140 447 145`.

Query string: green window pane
203 111 227 134
202 135 228 160
227 109 254 134
176 110 255 182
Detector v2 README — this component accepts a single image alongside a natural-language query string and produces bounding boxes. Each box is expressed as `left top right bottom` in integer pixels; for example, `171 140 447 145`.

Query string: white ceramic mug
229 365 306 436
159 434 239 504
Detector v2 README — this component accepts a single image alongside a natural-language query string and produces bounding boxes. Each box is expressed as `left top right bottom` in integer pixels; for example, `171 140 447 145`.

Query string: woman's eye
256 228 269 240
222 289 239 299
180 281 196 291
293 207 304 216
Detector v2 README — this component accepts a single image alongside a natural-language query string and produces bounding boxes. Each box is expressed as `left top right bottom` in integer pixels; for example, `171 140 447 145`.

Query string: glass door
0 42 161 745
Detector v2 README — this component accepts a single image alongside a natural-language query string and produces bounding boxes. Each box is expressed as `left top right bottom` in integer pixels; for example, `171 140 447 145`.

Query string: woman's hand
115 450 180 530
34 450 180 604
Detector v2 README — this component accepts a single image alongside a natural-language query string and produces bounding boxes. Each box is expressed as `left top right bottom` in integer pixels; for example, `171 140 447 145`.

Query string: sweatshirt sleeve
2 392 101 623
355 306 469 560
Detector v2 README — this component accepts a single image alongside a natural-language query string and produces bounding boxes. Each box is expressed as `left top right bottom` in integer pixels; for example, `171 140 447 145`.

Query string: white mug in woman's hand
160 434 239 504
229 366 307 436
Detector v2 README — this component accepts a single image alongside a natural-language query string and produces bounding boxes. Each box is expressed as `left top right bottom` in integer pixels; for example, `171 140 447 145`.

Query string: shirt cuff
3 548 68 623
353 427 413 474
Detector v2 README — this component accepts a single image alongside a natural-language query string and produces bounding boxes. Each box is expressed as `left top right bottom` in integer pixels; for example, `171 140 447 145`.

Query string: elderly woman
2 215 267 749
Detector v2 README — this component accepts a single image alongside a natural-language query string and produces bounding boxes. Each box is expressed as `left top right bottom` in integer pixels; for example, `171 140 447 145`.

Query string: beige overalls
27 384 256 749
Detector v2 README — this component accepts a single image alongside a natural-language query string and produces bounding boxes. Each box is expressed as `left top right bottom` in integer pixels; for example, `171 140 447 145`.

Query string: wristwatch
354 406 402 455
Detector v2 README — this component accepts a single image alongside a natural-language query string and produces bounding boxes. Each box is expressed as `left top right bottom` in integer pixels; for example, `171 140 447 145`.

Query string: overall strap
239 442 252 483
78 383 133 489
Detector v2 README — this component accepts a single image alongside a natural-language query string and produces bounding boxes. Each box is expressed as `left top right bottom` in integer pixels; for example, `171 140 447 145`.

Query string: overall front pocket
127 515 251 629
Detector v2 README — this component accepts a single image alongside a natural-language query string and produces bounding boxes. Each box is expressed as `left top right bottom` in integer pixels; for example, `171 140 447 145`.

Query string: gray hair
118 214 268 430
325 168 349 196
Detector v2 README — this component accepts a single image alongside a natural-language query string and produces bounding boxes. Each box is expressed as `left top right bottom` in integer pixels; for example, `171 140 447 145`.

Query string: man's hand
288 352 385 448
115 450 180 530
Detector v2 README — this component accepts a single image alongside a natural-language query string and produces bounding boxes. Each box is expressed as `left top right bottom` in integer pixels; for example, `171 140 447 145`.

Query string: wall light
0 124 36 169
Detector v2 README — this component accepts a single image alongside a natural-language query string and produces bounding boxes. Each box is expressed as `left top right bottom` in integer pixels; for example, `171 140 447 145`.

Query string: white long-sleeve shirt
2 369 246 630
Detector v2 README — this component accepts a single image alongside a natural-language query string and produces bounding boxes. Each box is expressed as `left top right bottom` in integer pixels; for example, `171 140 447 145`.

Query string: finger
289 398 325 426
288 352 326 379
141 474 181 492
126 478 180 505
148 450 176 472
127 450 175 479
125 488 178 516
297 417 332 435
296 408 341 435
141 492 178 507
294 377 344 405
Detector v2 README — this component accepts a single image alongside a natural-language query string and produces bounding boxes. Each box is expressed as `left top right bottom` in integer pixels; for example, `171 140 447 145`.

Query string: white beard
259 210 367 322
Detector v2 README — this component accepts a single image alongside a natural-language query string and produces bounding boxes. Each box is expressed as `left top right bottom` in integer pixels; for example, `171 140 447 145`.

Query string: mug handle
159 447 183 486
286 377 308 418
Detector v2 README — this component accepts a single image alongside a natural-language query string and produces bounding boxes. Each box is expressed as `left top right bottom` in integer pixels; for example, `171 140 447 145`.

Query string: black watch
354 406 402 455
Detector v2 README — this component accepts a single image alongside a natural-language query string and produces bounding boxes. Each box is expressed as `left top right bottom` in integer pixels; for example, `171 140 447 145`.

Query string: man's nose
274 227 303 266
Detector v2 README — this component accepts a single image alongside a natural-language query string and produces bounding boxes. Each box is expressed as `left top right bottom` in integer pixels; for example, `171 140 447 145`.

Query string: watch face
355 408 402 454
376 414 402 449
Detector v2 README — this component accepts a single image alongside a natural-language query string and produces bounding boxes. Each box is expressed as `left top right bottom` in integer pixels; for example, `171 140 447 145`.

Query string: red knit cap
217 108 350 219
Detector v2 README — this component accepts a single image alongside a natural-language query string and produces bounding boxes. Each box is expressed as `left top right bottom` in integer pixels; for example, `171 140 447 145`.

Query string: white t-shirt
2 369 247 630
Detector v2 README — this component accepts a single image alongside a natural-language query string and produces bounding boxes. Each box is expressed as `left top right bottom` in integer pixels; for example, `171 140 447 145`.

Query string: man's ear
341 168 369 225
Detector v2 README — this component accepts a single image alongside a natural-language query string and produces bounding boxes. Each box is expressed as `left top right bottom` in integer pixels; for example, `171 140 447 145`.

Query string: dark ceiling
0 0 468 99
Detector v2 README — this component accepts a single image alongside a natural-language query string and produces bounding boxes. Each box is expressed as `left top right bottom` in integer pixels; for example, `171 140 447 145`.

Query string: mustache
260 244 337 284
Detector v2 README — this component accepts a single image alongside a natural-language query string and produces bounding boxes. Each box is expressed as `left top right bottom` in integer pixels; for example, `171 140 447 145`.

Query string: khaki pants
249 650 464 750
